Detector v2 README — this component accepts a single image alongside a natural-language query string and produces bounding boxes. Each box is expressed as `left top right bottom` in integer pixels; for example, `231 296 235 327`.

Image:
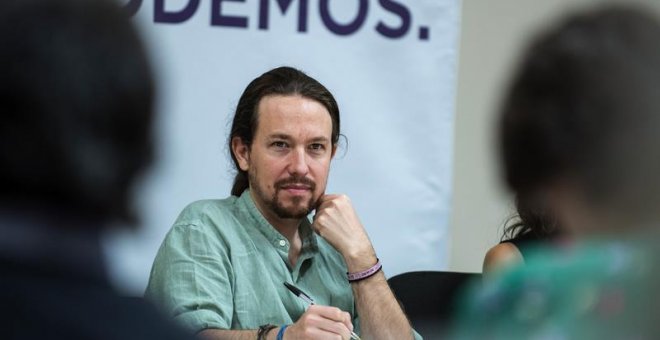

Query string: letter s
375 0 410 39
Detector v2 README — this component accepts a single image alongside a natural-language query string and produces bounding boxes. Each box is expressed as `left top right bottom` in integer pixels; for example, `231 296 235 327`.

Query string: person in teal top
146 67 418 340
455 5 660 339
458 238 660 339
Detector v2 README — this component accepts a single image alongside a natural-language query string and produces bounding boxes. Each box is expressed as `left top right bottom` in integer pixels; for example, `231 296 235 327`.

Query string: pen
283 282 362 340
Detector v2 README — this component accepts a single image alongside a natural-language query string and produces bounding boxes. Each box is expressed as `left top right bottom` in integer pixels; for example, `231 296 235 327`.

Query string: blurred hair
500 5 660 223
0 0 155 226
229 66 340 196
502 195 559 242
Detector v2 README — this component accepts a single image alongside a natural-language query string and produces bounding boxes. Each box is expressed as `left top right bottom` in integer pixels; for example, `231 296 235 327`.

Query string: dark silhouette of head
0 0 155 226
500 6 660 232
228 66 340 196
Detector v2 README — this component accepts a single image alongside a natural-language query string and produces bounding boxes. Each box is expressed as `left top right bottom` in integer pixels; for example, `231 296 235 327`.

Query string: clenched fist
312 194 377 271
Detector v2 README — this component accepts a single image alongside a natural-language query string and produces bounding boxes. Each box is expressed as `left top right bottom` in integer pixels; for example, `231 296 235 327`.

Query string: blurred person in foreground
455 5 660 339
482 195 561 275
0 0 191 338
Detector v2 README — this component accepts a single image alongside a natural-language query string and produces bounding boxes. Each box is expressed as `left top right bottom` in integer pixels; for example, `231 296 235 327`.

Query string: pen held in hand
283 282 362 340
283 282 315 305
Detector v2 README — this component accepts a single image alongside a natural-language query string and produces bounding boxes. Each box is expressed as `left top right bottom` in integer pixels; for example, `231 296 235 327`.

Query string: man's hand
309 195 414 340
198 305 353 340
281 305 354 340
312 194 376 270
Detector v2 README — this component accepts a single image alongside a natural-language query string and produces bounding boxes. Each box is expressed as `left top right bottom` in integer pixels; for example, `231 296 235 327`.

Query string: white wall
449 0 660 273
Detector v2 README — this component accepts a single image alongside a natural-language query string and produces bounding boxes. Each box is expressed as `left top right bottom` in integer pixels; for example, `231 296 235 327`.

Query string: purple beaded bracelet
347 258 382 282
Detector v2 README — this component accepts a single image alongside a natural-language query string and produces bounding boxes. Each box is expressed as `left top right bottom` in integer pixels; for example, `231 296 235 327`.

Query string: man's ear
231 136 250 171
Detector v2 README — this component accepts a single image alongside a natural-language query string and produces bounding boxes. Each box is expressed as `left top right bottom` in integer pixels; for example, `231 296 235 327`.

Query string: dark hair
500 6 660 220
0 0 155 226
502 195 559 242
229 66 340 196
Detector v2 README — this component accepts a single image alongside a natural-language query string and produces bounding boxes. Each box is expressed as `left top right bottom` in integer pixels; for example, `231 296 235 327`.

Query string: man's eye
272 141 288 148
309 144 325 151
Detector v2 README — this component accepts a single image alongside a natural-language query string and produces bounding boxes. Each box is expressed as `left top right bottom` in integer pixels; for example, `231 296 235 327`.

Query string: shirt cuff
174 309 230 334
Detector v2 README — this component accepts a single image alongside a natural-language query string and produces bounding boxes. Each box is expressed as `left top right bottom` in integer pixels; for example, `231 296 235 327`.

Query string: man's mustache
275 176 316 191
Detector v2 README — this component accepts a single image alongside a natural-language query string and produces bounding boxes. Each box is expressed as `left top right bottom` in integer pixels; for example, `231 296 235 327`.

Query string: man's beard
249 170 318 219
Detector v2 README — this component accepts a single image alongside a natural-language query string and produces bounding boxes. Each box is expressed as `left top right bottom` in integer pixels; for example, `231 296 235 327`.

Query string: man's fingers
315 197 332 211
316 194 343 207
318 193 340 201
315 194 350 214
337 311 353 332
304 328 348 340
292 305 353 339
312 305 354 332
318 322 352 340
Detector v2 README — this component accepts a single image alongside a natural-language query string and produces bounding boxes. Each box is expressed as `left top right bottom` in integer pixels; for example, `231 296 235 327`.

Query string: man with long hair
147 67 417 340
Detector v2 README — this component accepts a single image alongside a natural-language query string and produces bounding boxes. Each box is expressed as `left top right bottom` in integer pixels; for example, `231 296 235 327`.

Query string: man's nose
287 147 310 176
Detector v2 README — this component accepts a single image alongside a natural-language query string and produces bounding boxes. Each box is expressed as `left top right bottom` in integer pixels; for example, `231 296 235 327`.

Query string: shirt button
279 240 286 247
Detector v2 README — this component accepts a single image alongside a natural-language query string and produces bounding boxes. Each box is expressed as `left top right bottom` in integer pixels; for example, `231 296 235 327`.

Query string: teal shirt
453 238 660 339
145 191 357 334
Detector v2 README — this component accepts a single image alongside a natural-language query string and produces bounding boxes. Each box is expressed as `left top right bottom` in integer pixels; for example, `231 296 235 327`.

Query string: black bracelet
257 324 277 340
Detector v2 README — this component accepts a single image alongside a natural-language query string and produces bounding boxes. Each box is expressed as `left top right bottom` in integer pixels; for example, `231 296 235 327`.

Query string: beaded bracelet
347 258 382 282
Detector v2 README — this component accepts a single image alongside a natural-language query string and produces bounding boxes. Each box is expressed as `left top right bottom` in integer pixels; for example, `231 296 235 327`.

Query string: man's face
234 95 335 220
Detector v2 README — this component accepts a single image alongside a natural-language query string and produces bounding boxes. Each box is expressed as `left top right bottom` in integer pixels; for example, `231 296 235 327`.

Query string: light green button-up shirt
145 191 357 334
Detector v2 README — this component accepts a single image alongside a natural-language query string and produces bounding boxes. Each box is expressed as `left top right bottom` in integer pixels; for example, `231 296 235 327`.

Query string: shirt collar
238 190 319 255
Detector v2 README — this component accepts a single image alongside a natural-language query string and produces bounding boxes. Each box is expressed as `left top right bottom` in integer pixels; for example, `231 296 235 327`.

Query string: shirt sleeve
145 220 234 333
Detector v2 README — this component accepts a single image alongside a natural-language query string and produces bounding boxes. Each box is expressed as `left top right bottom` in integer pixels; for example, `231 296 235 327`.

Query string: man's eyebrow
267 134 330 143
267 133 292 140
308 137 330 143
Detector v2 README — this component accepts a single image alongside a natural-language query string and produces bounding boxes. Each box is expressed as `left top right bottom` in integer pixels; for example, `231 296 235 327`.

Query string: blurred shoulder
483 242 524 274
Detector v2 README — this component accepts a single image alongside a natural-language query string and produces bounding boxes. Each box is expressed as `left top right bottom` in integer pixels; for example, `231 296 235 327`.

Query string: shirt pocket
231 251 292 329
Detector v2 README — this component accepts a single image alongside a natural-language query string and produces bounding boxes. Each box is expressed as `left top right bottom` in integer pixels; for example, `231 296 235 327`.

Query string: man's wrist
261 325 288 340
348 258 382 282
257 324 277 340
275 325 288 340
343 250 377 272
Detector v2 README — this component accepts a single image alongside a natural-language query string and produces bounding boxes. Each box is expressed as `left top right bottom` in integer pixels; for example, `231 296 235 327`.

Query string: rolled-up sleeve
145 220 234 334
